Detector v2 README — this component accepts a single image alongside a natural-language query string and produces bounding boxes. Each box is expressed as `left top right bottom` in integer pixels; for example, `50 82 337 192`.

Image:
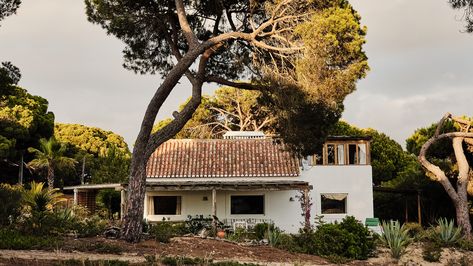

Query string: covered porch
63 183 125 217
143 179 312 231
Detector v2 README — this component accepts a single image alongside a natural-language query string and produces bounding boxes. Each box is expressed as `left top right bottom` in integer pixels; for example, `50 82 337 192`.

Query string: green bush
75 215 108 237
275 233 299 252
149 222 188 243
403 222 424 240
0 184 23 226
226 227 255 242
160 257 259 266
0 228 60 249
422 242 442 262
185 215 213 234
150 222 174 243
254 222 274 240
457 238 473 251
434 218 461 246
380 220 412 259
57 259 129 266
305 216 375 260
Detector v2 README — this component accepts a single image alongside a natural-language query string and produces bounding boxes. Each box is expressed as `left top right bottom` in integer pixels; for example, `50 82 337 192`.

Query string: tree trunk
121 158 147 242
47 167 54 189
455 197 472 238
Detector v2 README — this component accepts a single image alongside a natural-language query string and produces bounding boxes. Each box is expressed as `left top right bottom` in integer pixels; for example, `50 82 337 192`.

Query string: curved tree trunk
418 114 473 239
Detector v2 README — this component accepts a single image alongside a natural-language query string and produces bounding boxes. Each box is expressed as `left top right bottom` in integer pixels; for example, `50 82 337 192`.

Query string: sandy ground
1 237 473 265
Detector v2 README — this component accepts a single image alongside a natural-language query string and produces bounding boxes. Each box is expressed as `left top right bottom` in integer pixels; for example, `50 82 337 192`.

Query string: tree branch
435 113 452 137
418 131 473 203
175 0 199 48
205 75 266 90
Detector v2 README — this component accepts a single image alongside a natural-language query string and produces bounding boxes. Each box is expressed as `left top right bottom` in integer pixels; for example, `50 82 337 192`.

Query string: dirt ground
1 237 473 266
0 236 330 265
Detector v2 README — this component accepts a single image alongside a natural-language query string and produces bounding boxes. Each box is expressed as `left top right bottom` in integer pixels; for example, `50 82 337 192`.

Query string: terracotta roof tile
146 139 300 178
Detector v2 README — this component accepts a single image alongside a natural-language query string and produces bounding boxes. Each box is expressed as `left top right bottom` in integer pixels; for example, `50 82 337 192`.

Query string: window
321 193 347 214
337 144 345 165
320 141 369 165
327 144 336 165
231 195 264 214
348 144 357 165
153 196 181 215
358 144 367 164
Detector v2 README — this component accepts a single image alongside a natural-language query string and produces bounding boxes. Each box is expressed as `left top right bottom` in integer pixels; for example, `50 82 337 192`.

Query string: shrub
58 259 129 266
403 222 424 240
185 215 213 234
254 222 274 240
226 227 255 242
268 227 281 247
75 215 108 237
149 222 187 243
446 255 473 266
309 216 374 260
434 218 461 246
160 256 206 266
150 222 174 243
422 242 442 262
0 228 60 249
457 238 473 251
0 184 23 226
160 257 259 266
275 233 299 252
380 220 412 259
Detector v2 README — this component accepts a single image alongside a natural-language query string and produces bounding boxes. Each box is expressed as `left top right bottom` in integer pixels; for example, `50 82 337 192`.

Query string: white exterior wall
301 165 374 226
144 165 373 233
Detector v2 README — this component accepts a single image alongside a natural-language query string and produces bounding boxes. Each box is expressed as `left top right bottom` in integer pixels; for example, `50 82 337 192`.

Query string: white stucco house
140 131 374 233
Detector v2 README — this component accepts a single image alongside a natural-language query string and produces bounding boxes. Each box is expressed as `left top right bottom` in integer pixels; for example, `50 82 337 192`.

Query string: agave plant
267 227 281 247
435 218 461 246
380 220 412 259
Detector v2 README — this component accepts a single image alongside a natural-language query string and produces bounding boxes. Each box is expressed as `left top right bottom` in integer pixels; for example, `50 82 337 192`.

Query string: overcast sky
0 0 472 148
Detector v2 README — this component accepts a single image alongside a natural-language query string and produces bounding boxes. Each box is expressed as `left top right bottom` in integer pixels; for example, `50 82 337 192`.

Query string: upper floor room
304 136 371 166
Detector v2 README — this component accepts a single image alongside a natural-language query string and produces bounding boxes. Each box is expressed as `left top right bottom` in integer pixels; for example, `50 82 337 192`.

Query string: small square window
321 193 347 214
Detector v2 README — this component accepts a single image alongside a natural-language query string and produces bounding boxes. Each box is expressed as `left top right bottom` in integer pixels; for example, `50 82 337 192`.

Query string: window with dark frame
326 144 336 165
153 196 181 215
321 193 347 214
230 195 264 214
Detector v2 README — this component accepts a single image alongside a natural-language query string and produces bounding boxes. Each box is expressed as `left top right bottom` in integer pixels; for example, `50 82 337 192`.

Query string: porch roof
143 179 311 191
63 183 123 191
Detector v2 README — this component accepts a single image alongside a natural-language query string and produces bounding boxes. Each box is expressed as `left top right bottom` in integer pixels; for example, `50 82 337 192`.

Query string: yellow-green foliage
55 123 129 157
0 86 54 157
294 5 368 104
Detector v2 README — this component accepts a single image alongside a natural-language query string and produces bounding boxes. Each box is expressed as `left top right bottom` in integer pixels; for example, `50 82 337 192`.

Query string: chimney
223 131 266 139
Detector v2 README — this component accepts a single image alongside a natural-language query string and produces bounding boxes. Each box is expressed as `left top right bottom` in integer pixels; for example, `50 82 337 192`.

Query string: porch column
120 189 127 220
303 187 310 230
212 188 217 230
73 188 78 206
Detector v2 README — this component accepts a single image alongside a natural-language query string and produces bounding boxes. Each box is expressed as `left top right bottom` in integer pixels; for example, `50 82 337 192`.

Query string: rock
198 228 209 238
104 227 121 238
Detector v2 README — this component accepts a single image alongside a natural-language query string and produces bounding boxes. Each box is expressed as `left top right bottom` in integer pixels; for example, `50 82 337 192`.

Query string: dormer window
308 137 371 166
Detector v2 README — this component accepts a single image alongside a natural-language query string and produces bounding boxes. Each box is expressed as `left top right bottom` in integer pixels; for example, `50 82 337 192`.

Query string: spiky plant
380 220 412 259
435 218 462 246
22 181 65 212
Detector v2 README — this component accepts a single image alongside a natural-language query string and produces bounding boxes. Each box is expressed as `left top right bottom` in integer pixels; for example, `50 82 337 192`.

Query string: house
140 131 374 233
